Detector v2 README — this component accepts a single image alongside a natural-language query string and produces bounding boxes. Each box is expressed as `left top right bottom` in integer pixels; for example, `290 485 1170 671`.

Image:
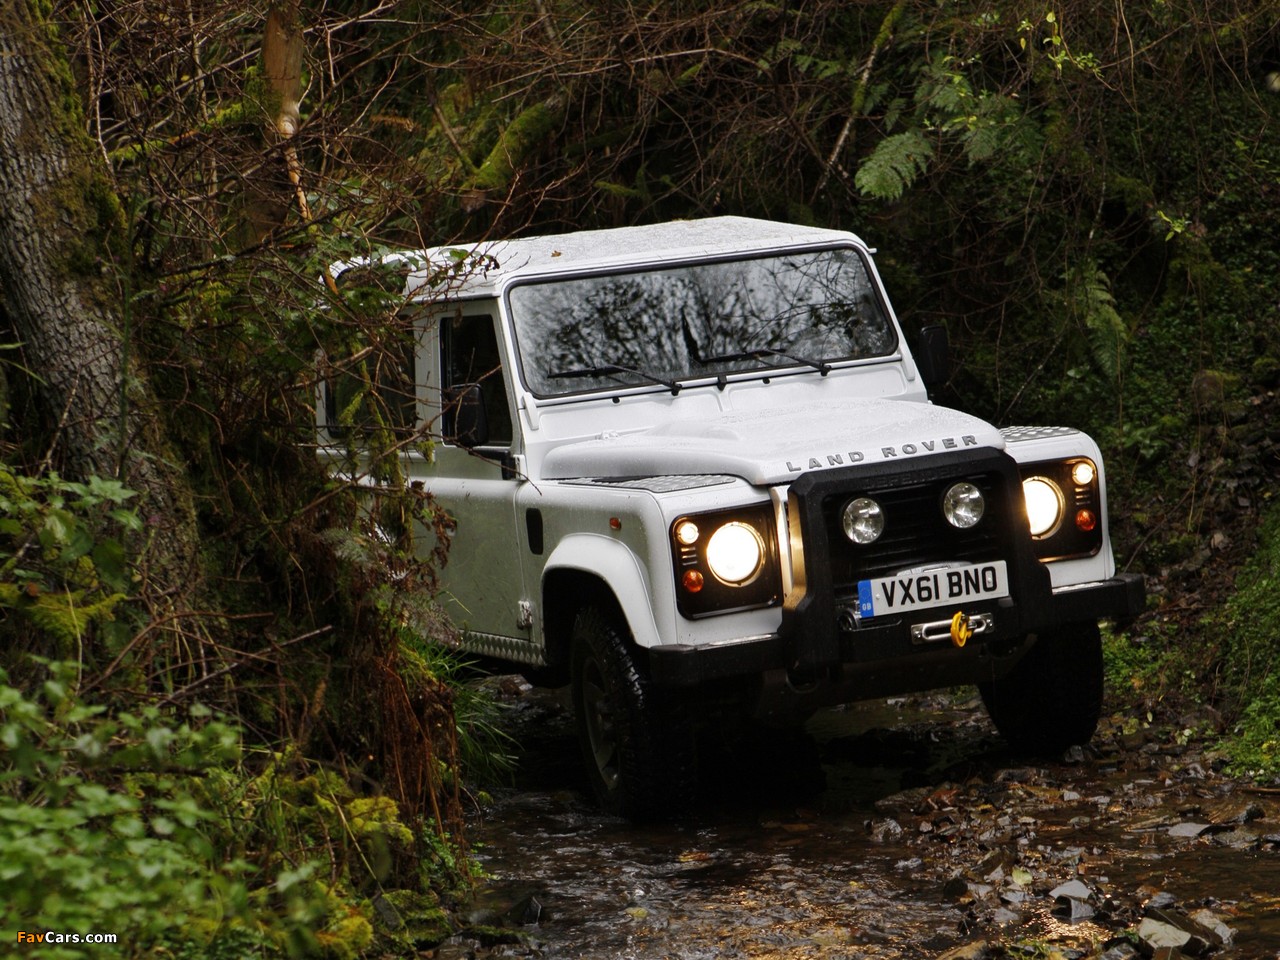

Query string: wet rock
1049 879 1093 901
1053 896 1096 922
506 894 545 926
1187 908 1235 946
1151 908 1223 946
372 893 403 928
1166 822 1210 838
1206 826 1259 848
974 849 1012 879
1141 908 1219 956
1139 888 1178 910
1204 797 1264 824
873 786 931 815
967 883 995 901
1137 917 1193 953
1100 940 1140 960
869 817 903 842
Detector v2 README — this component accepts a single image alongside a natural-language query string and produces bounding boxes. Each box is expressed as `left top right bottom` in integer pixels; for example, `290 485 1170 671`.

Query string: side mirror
445 382 489 448
914 324 950 389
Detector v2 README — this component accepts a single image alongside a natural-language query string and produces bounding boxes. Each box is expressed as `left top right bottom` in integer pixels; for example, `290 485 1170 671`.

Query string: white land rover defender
318 217 1144 818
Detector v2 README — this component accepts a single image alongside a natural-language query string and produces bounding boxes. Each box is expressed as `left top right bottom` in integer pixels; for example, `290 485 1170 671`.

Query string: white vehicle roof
393 216 865 301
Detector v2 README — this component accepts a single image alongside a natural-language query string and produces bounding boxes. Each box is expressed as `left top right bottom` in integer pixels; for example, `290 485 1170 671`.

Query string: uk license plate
857 561 1008 619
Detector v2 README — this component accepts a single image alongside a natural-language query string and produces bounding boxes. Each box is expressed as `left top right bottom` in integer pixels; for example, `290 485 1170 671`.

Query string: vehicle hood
541 398 1006 486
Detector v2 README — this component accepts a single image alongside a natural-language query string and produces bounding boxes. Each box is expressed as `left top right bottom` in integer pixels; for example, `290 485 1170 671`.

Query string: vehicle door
415 303 535 656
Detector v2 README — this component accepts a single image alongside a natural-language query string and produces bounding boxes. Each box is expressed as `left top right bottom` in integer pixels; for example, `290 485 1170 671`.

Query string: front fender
542 533 663 649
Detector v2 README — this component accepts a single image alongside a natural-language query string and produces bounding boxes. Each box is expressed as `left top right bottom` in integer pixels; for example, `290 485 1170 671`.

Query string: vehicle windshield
507 247 897 397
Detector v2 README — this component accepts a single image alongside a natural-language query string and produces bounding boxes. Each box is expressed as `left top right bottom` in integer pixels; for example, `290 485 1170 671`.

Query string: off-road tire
978 620 1103 755
570 603 697 819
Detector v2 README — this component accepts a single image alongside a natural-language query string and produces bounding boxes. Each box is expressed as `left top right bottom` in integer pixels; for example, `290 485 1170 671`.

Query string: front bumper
649 571 1145 691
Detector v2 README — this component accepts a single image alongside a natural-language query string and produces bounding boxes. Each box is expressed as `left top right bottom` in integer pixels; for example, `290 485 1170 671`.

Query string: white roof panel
399 216 863 300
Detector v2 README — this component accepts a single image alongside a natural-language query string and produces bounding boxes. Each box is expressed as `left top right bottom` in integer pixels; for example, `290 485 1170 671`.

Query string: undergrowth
1212 500 1280 777
0 658 473 959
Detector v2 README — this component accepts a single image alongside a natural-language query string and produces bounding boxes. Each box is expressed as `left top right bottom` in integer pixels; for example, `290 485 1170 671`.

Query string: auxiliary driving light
705 522 764 585
943 482 985 529
1071 460 1096 486
1023 476 1064 537
841 497 885 545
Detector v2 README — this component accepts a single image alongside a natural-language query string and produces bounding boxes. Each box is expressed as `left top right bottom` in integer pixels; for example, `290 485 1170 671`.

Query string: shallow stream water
459 685 1280 959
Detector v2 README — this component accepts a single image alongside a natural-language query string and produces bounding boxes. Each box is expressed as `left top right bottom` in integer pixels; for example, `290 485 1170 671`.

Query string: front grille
782 449 1046 673
821 471 1008 597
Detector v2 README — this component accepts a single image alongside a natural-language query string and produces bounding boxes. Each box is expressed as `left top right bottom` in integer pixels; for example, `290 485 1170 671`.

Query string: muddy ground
447 683 1280 960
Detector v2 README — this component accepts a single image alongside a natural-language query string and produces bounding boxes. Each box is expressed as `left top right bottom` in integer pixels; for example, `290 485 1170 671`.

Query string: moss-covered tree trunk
0 3 200 595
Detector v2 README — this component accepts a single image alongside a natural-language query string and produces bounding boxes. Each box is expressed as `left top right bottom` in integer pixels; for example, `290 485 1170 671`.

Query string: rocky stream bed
443 683 1280 960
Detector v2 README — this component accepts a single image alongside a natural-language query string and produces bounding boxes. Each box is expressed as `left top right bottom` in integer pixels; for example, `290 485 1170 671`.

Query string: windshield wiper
548 363 682 395
696 346 831 376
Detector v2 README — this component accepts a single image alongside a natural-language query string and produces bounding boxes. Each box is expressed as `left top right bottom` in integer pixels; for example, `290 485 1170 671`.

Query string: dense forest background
1 1 1277 956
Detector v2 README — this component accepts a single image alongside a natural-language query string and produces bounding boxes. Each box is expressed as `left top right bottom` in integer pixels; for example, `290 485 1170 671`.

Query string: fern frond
855 130 933 199
1071 261 1129 380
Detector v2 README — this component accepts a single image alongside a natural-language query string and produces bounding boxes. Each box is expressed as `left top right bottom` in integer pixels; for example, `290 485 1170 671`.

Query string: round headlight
943 482 985 529
705 522 764 585
841 497 885 544
1023 477 1064 537
1071 460 1096 486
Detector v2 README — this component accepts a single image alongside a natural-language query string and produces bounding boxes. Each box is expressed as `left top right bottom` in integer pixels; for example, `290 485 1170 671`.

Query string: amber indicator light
682 570 705 593
1075 508 1097 532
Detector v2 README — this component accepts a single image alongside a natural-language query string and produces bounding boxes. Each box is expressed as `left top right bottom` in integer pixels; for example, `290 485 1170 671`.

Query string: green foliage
0 660 255 958
0 469 140 654
1213 501 1280 776
1064 260 1129 383
1102 620 1200 714
855 129 933 199
0 659 464 958
470 97 566 194
396 634 516 791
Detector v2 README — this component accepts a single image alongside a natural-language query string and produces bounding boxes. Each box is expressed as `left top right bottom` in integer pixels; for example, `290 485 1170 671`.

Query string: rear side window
322 333 418 444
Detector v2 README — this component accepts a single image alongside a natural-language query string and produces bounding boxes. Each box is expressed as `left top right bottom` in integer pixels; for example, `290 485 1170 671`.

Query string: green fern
1070 261 1129 380
855 130 933 199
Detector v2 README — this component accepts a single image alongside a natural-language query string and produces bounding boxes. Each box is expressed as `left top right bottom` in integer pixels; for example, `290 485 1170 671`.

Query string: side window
323 333 417 443
441 313 513 446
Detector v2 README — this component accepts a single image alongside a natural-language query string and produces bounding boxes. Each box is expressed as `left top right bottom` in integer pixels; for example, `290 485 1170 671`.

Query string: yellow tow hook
949 611 973 648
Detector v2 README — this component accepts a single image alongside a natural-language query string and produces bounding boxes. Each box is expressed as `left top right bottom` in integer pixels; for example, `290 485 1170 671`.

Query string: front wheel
978 621 1103 755
570 604 697 819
